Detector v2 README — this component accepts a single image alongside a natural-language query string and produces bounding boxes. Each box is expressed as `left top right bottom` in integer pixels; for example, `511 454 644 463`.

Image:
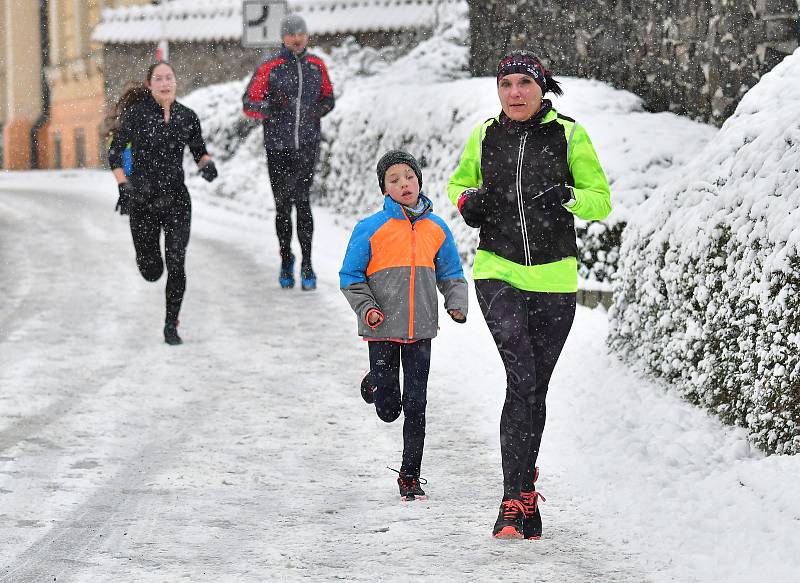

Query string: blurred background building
1 0 446 171
3 0 798 170
1 0 149 171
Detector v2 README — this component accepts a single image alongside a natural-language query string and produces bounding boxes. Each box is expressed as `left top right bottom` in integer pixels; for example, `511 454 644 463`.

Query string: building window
53 131 62 169
74 128 86 168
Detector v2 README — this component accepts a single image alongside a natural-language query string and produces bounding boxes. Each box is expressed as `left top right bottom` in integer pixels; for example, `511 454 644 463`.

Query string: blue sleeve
431 216 464 281
339 219 374 288
108 109 134 170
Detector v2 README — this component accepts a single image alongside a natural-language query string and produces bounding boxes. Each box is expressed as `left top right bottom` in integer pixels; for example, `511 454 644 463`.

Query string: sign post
242 0 288 48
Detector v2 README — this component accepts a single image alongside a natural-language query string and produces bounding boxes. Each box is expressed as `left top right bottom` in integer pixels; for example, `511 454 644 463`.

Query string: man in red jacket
242 14 335 291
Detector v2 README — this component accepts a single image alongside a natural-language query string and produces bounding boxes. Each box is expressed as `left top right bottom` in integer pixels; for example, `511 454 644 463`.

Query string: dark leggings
475 279 575 499
368 339 432 477
129 197 191 324
266 144 318 267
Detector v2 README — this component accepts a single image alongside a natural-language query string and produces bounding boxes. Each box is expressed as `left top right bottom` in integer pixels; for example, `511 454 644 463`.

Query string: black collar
499 100 552 134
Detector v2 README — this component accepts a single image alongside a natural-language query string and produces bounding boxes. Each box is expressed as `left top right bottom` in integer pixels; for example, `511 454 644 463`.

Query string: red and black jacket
242 46 335 151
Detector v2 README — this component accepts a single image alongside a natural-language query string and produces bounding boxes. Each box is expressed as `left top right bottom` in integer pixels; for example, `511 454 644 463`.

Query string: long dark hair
104 61 176 136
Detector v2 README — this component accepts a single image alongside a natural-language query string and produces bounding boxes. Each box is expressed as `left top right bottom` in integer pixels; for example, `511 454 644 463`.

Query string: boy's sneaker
397 473 427 501
521 466 546 540
279 254 295 289
300 266 316 291
492 498 527 539
164 321 182 345
360 370 377 404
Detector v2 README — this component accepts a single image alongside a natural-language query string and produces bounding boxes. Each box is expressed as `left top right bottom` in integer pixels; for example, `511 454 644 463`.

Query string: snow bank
182 4 715 287
608 49 800 454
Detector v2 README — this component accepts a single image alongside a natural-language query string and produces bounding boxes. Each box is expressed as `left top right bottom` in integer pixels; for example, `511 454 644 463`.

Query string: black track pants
368 339 432 477
129 197 191 324
266 144 318 267
475 279 575 499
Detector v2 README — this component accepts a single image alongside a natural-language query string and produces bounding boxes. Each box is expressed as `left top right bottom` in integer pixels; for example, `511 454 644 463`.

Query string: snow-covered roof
92 0 458 44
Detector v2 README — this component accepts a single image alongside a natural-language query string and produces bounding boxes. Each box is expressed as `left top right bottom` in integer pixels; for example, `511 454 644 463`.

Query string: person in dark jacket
243 13 335 291
449 50 612 539
108 61 218 345
340 150 468 501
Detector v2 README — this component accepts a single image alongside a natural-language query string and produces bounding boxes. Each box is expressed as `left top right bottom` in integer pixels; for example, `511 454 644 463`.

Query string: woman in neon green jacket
448 49 611 540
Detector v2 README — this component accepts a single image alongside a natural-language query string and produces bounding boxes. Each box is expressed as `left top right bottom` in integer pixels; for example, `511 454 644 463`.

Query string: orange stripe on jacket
366 217 446 276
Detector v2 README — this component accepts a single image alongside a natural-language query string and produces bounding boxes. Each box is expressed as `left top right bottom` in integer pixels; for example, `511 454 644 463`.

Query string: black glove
310 102 329 119
199 160 218 182
115 184 130 216
116 182 148 215
457 186 493 228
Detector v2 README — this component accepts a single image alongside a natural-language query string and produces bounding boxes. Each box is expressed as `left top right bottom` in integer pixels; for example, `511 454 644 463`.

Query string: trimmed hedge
608 50 800 454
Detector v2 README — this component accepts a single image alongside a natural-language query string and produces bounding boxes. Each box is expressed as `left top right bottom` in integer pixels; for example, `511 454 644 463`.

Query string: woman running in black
108 62 218 345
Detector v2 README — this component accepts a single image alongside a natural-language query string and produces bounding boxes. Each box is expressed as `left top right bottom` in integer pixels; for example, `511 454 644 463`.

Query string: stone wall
468 0 799 124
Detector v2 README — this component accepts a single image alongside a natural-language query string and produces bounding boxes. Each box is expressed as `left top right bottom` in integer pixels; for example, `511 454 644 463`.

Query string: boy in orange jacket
340 150 468 501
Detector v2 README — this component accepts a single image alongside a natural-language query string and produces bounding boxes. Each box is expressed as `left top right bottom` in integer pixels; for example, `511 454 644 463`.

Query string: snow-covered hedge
608 49 800 455
183 5 714 287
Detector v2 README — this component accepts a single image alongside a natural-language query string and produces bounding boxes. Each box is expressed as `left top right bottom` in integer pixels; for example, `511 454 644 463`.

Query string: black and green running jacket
447 102 611 292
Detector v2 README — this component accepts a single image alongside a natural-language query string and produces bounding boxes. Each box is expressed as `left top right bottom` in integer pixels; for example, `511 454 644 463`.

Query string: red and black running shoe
492 499 527 539
397 473 427 501
521 466 546 540
360 370 377 404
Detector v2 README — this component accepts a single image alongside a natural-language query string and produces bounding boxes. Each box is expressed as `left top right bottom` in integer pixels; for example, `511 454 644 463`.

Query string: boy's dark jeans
368 339 432 477
475 279 575 500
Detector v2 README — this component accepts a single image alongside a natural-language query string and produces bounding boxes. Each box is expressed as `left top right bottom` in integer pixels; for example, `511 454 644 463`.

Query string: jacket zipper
294 57 303 150
407 212 417 339
516 132 532 265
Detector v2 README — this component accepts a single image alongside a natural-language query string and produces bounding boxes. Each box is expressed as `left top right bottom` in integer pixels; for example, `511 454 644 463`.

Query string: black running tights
475 279 575 499
129 198 191 324
266 144 317 267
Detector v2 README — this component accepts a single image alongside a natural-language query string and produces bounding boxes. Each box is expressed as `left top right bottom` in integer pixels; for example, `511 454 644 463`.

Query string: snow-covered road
1 172 798 583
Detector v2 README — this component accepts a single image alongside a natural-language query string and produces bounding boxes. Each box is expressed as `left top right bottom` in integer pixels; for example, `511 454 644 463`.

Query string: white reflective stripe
294 59 303 150
566 121 577 163
516 133 532 265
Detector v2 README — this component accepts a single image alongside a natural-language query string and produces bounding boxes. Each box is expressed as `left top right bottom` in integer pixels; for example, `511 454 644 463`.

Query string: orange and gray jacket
340 195 468 341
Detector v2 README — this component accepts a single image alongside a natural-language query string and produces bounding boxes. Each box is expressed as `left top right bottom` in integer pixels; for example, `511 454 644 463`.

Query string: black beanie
376 150 423 193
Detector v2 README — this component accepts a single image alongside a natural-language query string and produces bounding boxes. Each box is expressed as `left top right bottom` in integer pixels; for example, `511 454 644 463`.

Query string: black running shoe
360 371 376 404
164 322 182 345
521 466 546 540
492 498 526 539
397 474 427 501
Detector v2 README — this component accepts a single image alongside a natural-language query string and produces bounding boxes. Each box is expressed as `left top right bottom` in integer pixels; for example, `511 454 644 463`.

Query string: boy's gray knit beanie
377 150 423 193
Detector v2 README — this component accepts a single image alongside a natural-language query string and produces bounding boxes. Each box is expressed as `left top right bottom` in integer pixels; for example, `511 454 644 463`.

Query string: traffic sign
242 0 288 48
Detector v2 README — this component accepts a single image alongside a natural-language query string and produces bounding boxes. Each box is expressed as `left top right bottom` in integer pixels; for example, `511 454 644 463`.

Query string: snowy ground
1 171 799 583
